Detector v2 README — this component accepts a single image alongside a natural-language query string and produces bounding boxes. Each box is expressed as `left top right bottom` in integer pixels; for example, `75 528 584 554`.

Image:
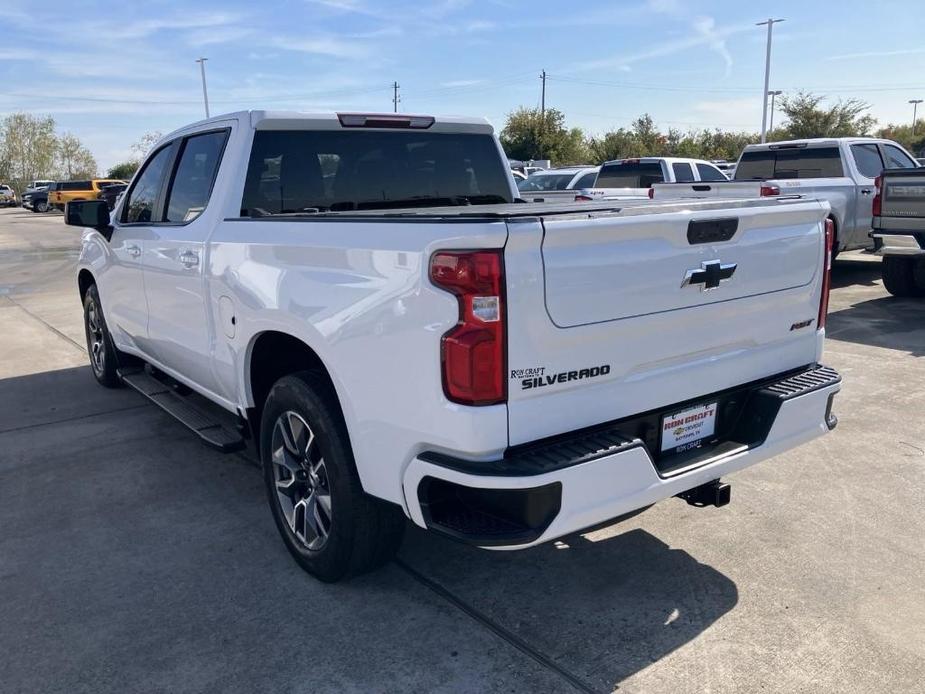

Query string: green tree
777 92 876 139
108 161 140 179
0 113 57 193
874 121 925 156
55 132 98 179
500 107 589 165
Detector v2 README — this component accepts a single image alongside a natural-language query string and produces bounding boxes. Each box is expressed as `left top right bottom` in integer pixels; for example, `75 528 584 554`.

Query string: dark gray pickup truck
872 168 925 297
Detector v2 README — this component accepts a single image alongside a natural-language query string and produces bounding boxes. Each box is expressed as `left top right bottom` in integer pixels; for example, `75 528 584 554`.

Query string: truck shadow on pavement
830 257 882 289
0 364 739 693
826 294 925 357
398 517 738 691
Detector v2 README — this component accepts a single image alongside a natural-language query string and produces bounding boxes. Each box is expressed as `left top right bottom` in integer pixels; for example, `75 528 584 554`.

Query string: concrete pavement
1 207 923 693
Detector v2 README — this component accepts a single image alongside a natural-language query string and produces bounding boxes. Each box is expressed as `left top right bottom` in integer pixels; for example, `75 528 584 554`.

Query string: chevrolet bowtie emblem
681 259 737 291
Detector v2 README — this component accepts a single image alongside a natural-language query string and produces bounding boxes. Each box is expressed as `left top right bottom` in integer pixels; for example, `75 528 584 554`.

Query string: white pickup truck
67 110 841 582
651 137 920 255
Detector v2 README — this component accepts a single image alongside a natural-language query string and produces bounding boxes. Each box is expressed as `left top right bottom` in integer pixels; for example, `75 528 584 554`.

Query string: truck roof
601 156 718 166
162 110 495 143
744 136 893 150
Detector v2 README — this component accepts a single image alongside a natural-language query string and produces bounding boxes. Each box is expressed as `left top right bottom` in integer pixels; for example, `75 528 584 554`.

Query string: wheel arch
244 330 343 438
77 268 96 300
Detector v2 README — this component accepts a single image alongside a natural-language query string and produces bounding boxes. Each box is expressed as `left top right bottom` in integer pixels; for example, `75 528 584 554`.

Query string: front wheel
260 371 405 582
83 284 125 387
882 256 925 297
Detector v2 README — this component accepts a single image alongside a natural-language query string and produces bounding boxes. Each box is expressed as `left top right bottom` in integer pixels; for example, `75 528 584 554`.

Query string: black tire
882 256 925 297
82 284 125 387
36 200 49 213
914 259 925 293
260 371 405 582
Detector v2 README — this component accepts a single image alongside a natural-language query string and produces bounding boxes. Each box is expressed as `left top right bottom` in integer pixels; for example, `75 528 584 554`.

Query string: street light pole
757 18 784 144
909 99 922 137
196 57 210 119
768 90 783 134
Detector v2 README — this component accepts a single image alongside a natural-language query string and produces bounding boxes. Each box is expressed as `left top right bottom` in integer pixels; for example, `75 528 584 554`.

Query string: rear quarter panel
206 218 510 506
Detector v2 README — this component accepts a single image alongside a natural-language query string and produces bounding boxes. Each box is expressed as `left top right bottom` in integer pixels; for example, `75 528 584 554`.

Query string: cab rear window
241 130 513 215
735 147 844 180
596 162 664 188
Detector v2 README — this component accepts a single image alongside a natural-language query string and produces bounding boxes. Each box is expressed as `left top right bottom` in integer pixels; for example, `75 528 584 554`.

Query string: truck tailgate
543 204 820 325
504 199 829 446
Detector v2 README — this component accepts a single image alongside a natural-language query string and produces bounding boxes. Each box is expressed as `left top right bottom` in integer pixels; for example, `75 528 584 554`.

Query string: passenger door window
881 144 917 169
672 163 695 182
165 131 229 222
122 145 174 223
850 144 884 179
573 172 597 189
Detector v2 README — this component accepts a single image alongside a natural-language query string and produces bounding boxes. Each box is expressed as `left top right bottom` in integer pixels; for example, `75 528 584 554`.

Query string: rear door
143 128 229 396
504 199 828 444
848 142 885 246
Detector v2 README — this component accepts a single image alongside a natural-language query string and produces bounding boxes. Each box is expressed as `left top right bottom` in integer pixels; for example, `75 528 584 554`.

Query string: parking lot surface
1 207 923 693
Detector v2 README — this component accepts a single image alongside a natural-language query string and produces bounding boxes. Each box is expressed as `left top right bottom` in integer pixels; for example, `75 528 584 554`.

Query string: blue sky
2 0 925 172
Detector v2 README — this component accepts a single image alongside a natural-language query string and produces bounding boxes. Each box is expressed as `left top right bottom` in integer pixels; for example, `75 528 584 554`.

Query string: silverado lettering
522 365 611 390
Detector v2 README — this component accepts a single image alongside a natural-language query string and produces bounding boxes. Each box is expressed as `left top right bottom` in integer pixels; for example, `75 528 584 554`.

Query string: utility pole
392 81 400 113
910 99 923 136
539 69 546 160
196 57 210 118
757 18 784 143
768 90 782 133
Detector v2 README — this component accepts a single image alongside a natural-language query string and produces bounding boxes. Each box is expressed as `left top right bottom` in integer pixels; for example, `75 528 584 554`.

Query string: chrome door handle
179 250 199 268
126 244 141 258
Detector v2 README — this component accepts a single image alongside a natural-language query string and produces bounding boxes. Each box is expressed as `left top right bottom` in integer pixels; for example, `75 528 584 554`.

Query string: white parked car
516 166 600 201
67 110 841 582
0 184 16 207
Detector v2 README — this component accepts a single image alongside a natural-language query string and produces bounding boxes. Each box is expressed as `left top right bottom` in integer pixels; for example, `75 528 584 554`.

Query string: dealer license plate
660 402 718 454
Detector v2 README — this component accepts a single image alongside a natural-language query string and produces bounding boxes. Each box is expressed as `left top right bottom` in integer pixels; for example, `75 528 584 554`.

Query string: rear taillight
818 218 834 330
430 250 506 405
647 187 655 199
872 175 882 217
574 194 593 202
760 184 780 197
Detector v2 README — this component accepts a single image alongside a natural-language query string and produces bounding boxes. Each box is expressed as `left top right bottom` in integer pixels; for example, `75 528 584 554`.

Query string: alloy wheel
271 411 333 551
86 300 106 375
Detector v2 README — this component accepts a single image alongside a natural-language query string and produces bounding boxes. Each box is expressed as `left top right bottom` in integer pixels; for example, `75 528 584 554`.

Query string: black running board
119 368 245 453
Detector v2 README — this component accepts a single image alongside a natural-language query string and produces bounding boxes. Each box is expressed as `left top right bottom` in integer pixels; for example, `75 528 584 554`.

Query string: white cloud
272 35 370 58
826 47 925 61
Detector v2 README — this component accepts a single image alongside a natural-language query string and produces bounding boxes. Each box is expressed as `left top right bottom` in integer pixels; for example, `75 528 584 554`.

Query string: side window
697 163 728 181
672 163 695 182
850 144 883 179
123 144 173 223
573 172 597 189
165 131 228 222
882 144 916 169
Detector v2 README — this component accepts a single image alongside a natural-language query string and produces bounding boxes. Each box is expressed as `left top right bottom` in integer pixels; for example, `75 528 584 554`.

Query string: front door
103 142 176 353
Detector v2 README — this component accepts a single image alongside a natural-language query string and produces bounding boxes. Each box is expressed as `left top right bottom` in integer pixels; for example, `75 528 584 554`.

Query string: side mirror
66 200 112 238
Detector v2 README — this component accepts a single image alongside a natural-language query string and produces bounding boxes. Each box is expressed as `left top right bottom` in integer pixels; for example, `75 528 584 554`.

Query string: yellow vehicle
50 179 126 211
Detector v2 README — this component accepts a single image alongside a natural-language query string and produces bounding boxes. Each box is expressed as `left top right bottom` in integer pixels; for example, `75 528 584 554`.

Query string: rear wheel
260 371 405 582
882 256 925 297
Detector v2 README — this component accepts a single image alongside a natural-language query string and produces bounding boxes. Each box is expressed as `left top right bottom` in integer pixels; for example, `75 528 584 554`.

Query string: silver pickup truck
651 137 919 255
871 168 925 297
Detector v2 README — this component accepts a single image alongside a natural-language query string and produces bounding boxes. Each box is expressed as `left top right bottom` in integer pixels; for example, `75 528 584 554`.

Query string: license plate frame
660 401 718 454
